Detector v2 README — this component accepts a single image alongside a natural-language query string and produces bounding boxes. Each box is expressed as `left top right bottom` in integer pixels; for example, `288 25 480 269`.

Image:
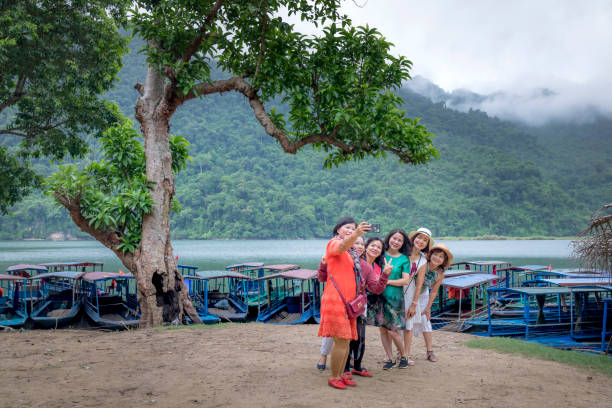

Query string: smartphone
369 223 381 233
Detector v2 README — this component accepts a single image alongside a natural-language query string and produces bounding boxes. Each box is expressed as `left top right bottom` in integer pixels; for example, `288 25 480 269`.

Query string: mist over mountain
406 76 612 126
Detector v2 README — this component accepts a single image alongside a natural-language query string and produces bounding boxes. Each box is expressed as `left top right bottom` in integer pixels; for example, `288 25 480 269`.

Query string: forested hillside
1 37 610 240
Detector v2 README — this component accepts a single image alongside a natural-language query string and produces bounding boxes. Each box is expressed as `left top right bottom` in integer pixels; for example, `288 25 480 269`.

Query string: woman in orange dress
318 217 371 389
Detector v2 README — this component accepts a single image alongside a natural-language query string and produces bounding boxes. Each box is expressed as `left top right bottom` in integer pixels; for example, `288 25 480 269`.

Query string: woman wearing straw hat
412 242 453 362
390 227 434 365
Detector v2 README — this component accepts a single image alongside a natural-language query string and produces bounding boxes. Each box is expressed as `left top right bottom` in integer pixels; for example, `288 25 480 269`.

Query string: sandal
426 351 438 362
328 378 346 389
351 368 372 377
316 363 326 371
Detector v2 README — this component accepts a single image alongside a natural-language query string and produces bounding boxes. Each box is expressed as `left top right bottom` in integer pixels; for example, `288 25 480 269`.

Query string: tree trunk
133 63 201 327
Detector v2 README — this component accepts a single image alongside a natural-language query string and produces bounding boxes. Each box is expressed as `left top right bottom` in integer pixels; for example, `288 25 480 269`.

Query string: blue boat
28 271 83 329
178 264 199 276
198 270 251 322
466 285 612 339
6 264 48 278
81 272 140 329
0 274 28 327
39 261 104 273
238 264 300 308
255 269 319 325
183 274 221 324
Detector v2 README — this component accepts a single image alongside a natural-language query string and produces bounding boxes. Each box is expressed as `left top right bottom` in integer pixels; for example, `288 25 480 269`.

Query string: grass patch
155 322 239 331
465 337 612 377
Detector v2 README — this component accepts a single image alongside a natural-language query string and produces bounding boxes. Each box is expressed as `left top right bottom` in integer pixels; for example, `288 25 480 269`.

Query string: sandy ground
0 323 610 408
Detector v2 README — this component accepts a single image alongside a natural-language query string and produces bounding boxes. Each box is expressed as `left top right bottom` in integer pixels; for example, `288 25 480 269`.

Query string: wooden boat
81 272 140 329
182 274 221 324
239 264 300 308
255 269 319 325
28 271 83 329
178 264 198 276
0 274 28 327
433 273 499 331
39 261 104 273
198 271 250 322
225 262 264 272
6 264 48 278
471 285 612 338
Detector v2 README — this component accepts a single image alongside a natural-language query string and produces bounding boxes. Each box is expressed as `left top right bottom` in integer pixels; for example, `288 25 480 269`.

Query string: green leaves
45 118 190 253
0 0 130 213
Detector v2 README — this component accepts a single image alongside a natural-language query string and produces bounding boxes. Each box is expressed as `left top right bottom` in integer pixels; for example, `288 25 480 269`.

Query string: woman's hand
320 256 326 265
406 303 417 318
422 308 431 321
382 258 393 276
355 221 371 235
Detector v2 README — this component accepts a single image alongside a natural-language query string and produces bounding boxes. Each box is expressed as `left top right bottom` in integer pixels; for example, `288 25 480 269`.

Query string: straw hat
427 243 453 269
408 227 434 253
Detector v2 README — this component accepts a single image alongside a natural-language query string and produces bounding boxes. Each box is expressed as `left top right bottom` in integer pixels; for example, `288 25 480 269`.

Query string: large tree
0 0 128 213
49 0 439 327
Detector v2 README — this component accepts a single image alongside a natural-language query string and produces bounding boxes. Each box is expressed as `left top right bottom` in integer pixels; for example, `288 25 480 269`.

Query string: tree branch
0 75 27 112
2 120 67 138
54 193 136 271
254 1 268 79
180 0 225 63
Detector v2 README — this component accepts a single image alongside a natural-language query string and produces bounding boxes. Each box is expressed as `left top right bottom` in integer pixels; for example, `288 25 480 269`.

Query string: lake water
0 239 581 273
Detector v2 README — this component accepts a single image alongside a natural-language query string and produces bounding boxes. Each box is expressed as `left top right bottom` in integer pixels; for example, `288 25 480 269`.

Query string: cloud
287 0 612 125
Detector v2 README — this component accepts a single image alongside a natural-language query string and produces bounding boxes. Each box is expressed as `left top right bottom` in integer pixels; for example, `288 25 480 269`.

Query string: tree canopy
0 0 129 213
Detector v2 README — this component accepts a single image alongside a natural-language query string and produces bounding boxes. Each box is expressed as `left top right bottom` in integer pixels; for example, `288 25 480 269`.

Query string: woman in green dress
368 228 412 370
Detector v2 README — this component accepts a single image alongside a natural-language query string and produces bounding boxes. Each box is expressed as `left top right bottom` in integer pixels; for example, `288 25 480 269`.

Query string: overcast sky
292 0 612 124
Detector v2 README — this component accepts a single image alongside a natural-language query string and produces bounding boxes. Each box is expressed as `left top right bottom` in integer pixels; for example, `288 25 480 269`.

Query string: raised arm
422 270 445 320
363 261 390 294
328 222 371 255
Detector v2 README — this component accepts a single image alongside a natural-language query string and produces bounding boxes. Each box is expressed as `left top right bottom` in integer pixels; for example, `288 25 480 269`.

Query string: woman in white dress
401 227 433 365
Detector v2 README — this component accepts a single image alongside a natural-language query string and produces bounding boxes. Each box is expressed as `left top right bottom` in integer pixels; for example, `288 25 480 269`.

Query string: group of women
316 217 454 390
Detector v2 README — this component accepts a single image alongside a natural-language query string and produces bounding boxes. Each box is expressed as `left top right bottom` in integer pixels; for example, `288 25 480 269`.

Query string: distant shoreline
7 235 578 242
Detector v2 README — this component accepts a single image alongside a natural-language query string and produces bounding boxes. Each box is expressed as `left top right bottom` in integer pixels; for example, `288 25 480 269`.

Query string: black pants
345 315 366 372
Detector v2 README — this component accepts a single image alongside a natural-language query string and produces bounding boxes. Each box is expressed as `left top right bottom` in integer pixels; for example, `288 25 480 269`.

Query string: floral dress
367 253 410 330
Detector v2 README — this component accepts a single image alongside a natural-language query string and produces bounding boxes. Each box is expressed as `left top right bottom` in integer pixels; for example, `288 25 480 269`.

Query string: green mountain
1 38 611 239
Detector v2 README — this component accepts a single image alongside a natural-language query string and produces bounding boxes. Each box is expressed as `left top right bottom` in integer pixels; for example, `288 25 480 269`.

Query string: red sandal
341 374 356 387
351 368 372 377
328 378 346 389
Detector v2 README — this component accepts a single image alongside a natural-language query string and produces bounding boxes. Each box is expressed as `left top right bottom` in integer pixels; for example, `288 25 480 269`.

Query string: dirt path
1 324 610 408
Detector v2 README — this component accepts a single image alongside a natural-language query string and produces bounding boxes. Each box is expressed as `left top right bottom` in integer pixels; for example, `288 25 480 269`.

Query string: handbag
328 262 367 319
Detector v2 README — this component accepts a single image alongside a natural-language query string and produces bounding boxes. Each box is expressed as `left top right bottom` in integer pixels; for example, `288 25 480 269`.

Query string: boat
433 273 499 331
28 271 83 329
39 261 104 273
239 264 300 308
0 274 28 327
192 270 251 322
81 272 140 329
471 285 612 339
178 264 199 276
6 264 48 278
255 269 319 325
225 262 264 272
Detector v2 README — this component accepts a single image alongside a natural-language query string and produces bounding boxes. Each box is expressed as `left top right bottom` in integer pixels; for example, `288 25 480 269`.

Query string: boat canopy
195 270 250 280
464 260 510 266
515 265 548 271
30 271 84 280
0 273 26 281
6 264 48 272
537 277 612 287
225 262 264 270
442 273 498 289
243 264 299 273
40 261 103 268
255 269 318 281
81 272 134 282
